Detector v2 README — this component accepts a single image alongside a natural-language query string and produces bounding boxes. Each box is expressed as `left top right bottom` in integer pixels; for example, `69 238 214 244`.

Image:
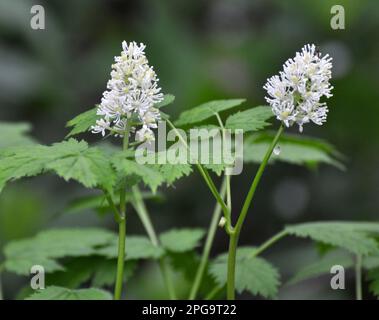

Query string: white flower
263 44 333 132
92 41 164 141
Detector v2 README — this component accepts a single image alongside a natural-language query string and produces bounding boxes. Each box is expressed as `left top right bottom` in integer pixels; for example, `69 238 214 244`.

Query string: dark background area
0 0 378 299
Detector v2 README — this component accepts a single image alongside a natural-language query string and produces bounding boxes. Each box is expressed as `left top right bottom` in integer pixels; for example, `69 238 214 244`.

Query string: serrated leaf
175 99 246 126
210 247 280 298
0 139 116 192
47 141 116 191
4 228 114 275
225 106 273 132
112 151 164 192
155 94 175 109
285 222 379 256
244 133 344 169
26 286 112 300
287 251 354 286
97 235 164 260
0 122 36 148
154 163 193 185
160 229 205 252
65 107 100 138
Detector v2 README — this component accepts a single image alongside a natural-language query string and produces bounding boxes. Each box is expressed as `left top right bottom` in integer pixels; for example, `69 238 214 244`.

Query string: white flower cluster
263 44 333 132
92 41 164 141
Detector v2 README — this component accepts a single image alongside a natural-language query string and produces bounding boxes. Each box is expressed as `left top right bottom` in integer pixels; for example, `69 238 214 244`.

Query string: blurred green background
0 0 378 299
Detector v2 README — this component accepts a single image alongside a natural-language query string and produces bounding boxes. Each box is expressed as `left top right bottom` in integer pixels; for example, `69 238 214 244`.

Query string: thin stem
0 270 3 300
226 124 284 300
251 230 288 258
159 259 177 300
131 186 177 299
355 254 363 300
114 216 126 300
215 112 232 216
165 119 230 222
105 193 121 222
189 177 227 300
114 123 131 300
204 286 223 300
226 232 238 300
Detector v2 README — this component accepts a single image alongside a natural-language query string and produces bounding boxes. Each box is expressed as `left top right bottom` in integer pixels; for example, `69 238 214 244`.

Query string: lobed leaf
4 228 115 275
225 106 273 133
154 163 193 185
210 247 280 298
65 107 99 138
285 222 379 256
0 139 116 193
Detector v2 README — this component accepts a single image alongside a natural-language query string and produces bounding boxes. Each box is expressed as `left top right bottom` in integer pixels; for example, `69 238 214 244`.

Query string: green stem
114 122 131 300
165 119 230 223
251 230 288 258
226 124 284 300
159 259 177 300
131 186 177 299
0 271 3 300
114 216 126 300
189 177 227 300
355 254 362 300
204 286 223 300
227 233 238 300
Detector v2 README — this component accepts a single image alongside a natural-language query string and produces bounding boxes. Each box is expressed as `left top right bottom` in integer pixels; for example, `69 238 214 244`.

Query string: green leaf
0 139 116 192
92 259 136 287
0 122 36 148
4 228 114 275
26 286 112 300
65 192 164 215
160 228 205 252
175 99 246 126
155 94 175 109
287 252 354 286
167 251 216 296
367 268 379 298
47 140 116 191
112 151 164 192
47 258 97 289
97 235 164 260
65 107 100 138
243 132 344 169
225 106 273 132
210 247 280 298
285 222 379 256
154 163 193 185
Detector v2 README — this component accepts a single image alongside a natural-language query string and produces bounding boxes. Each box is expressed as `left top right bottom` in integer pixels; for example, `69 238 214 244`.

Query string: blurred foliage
1 0 379 299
